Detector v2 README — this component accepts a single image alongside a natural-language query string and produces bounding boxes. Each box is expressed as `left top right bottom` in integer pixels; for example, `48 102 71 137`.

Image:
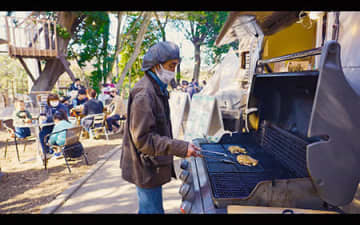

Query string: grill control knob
180 200 192 214
180 159 189 170
179 170 190 182
179 183 191 197
179 183 194 201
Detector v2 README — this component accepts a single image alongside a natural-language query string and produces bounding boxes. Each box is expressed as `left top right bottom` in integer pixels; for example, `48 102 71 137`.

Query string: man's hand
186 143 202 158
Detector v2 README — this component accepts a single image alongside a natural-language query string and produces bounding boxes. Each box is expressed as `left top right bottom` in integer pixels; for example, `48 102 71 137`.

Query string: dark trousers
106 114 123 131
14 127 31 138
39 125 54 154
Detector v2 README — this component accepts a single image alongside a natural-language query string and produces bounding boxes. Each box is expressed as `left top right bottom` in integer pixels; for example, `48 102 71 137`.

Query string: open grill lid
216 11 360 207
307 41 360 206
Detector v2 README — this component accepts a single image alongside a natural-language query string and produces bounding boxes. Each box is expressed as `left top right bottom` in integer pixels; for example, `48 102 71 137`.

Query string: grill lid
307 41 360 206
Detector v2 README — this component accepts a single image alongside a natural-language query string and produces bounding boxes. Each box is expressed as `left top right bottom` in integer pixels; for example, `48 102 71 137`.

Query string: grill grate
260 124 309 178
209 173 272 198
201 144 264 173
200 122 309 203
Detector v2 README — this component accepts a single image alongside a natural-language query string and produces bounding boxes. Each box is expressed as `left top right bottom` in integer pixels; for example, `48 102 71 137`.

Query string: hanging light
308 11 324 20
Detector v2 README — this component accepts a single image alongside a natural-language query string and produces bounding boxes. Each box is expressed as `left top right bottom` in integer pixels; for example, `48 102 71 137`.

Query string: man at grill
120 41 201 214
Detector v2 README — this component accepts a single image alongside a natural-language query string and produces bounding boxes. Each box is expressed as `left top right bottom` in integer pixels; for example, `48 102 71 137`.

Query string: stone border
40 145 121 214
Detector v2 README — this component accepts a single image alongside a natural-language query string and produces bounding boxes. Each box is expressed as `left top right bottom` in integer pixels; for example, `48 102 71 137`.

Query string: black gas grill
178 41 360 214
200 121 309 207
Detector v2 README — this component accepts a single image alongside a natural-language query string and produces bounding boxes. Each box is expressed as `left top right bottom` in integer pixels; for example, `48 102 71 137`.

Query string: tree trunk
193 42 201 82
154 12 168 42
30 12 79 93
105 11 124 81
115 12 151 91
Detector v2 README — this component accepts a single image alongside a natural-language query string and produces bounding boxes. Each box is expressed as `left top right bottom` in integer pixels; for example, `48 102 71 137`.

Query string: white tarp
198 48 246 110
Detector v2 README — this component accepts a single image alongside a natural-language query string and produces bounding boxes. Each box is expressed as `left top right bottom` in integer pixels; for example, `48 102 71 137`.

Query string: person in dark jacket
68 78 84 91
72 88 88 108
120 41 201 214
83 88 103 115
80 88 104 132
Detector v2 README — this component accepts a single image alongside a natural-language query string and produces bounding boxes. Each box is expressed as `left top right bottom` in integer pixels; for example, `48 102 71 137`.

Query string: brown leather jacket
120 72 189 188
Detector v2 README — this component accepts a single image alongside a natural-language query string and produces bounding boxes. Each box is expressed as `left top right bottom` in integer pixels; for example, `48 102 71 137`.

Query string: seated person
106 88 126 133
98 85 112 106
48 110 74 159
68 78 84 92
10 99 32 138
105 77 116 90
60 96 73 110
39 94 69 157
81 88 104 132
71 88 88 117
72 88 88 108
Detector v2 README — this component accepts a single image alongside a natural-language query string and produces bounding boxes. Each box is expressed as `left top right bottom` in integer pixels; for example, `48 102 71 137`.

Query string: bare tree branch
115 12 152 90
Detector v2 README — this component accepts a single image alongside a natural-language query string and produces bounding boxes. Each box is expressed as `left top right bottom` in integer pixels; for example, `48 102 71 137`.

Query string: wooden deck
8 46 57 58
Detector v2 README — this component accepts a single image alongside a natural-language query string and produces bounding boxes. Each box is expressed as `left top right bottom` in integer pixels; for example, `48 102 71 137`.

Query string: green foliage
56 24 71 39
68 11 114 93
174 11 237 66
115 14 161 89
0 56 29 94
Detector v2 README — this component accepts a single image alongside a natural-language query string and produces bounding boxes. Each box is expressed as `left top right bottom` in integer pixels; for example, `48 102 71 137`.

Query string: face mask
50 101 59 107
155 64 175 84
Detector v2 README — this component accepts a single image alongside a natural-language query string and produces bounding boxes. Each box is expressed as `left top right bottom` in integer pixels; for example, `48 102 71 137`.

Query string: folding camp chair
2 119 36 162
45 126 88 173
81 113 109 140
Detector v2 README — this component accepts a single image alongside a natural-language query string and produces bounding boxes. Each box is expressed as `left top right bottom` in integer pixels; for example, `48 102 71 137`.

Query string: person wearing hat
106 87 125 133
98 85 112 106
120 41 202 214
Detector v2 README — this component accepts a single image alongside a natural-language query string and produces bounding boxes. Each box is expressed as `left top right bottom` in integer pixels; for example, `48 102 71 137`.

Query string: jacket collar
145 70 169 97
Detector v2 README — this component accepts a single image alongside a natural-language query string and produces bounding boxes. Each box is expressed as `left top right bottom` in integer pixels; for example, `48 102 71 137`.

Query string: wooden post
11 18 16 56
53 20 58 57
36 19 41 57
4 16 11 56
30 24 36 57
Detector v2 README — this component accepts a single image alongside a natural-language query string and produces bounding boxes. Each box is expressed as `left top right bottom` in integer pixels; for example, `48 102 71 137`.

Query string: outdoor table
70 106 85 125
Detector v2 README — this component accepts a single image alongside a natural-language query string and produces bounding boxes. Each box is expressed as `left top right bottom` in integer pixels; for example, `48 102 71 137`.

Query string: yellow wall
262 19 317 66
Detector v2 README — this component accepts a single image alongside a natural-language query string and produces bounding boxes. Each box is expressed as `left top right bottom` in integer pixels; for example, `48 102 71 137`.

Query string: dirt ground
0 127 123 214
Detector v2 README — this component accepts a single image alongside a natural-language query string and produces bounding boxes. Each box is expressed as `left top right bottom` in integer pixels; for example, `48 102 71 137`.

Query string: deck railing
3 16 58 58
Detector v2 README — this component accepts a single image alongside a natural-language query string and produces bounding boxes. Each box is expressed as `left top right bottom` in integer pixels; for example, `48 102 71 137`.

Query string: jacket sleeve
49 124 59 145
129 93 188 158
83 102 88 116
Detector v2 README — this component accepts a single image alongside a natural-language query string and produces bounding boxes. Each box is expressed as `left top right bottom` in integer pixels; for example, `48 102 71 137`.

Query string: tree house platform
3 16 58 59
1 15 76 82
